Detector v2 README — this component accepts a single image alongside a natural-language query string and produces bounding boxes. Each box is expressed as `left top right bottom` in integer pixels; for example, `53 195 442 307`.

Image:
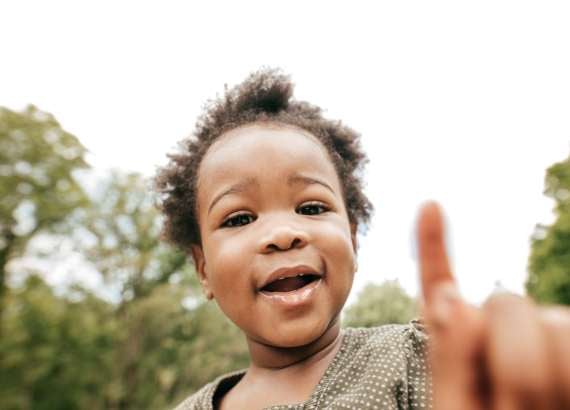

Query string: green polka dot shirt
174 320 432 409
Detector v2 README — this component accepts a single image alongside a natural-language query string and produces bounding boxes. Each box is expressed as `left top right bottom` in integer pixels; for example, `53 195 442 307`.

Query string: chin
268 316 338 349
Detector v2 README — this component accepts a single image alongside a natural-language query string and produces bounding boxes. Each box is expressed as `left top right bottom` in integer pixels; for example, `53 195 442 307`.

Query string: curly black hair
155 68 373 249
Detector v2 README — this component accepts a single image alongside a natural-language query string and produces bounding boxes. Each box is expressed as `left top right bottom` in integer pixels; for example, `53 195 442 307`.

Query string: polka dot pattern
174 320 432 409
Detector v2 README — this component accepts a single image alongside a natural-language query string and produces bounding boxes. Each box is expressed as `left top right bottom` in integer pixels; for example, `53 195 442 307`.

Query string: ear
190 244 214 300
350 223 358 254
350 223 359 273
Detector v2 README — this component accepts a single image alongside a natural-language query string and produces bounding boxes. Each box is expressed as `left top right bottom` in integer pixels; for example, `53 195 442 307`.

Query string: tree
78 171 197 301
1 170 250 409
0 275 117 410
0 107 249 408
0 105 88 328
76 171 249 409
527 153 570 305
343 280 418 328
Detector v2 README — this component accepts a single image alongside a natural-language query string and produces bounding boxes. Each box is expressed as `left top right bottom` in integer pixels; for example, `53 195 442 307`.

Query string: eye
221 213 256 228
297 202 329 216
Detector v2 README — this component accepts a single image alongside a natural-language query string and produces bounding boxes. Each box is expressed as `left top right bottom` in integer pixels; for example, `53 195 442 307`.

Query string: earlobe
190 244 214 300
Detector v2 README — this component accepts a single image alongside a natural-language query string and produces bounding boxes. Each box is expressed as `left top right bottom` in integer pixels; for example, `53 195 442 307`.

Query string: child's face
191 123 357 348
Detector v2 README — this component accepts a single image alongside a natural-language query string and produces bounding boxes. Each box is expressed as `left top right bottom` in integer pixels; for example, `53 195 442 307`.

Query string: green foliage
0 105 88 257
102 283 248 409
0 274 249 410
343 280 417 328
78 171 199 299
527 154 570 305
0 104 249 409
1 275 116 410
73 172 249 409
0 105 89 333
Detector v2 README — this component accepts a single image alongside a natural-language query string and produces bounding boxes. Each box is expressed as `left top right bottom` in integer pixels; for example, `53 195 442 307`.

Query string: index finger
417 201 456 305
417 202 485 410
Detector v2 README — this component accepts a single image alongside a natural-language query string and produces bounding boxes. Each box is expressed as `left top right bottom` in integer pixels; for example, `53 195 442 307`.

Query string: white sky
2 1 569 305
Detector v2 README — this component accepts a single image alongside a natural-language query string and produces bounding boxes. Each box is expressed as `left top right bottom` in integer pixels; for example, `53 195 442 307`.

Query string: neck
246 319 342 372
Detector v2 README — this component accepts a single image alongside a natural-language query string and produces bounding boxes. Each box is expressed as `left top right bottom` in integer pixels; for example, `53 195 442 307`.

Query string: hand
417 202 570 410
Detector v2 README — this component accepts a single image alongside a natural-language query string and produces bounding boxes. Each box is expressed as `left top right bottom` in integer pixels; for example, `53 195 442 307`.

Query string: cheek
322 218 355 251
317 221 357 276
204 234 252 288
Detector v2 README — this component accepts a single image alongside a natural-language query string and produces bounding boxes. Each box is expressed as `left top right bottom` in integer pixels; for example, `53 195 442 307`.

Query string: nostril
291 237 306 249
259 223 309 253
266 243 280 252
264 236 305 252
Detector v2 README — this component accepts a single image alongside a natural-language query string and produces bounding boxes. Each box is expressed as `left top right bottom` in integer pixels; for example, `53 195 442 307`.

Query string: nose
258 217 309 253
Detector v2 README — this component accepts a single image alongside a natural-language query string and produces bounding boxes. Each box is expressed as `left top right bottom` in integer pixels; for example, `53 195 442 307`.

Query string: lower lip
259 278 322 308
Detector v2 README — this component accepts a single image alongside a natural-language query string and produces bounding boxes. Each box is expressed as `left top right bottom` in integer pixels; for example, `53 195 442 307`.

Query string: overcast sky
2 1 570 304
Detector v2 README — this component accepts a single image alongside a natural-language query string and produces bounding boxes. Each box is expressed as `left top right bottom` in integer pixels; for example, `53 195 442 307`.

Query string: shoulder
335 320 431 407
315 321 431 408
173 381 217 410
343 320 430 384
343 318 428 357
173 370 246 410
338 319 429 377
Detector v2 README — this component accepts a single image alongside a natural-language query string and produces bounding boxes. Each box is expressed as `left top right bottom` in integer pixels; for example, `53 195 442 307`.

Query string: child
156 69 570 409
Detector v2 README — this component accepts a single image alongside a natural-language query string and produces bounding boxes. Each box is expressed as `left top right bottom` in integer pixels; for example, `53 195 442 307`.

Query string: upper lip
258 264 322 291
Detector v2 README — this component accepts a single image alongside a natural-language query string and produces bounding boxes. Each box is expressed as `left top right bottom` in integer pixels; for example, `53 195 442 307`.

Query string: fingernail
431 283 461 327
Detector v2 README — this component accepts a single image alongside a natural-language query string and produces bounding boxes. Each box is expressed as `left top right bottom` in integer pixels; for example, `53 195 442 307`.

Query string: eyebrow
207 173 335 215
287 173 335 194
208 177 259 214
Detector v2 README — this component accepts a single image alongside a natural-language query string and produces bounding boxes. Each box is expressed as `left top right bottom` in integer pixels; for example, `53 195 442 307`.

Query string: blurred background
1 1 569 408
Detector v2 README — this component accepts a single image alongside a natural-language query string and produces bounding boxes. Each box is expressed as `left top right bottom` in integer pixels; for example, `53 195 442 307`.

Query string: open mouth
260 273 321 293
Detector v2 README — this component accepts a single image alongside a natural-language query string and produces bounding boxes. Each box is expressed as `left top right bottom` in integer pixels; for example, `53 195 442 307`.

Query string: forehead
197 123 341 200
